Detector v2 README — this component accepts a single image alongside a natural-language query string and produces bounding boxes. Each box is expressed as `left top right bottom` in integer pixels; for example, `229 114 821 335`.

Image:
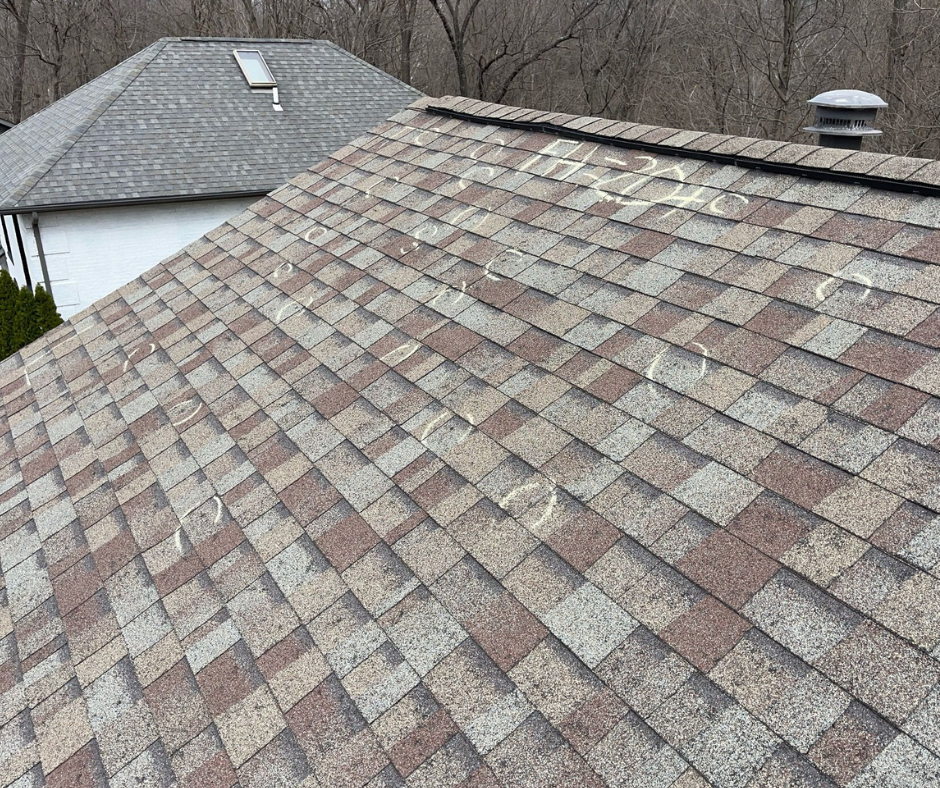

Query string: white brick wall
5 196 257 318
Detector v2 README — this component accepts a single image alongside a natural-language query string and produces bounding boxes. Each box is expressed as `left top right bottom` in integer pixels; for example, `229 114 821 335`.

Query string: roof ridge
428 95 940 190
8 40 170 209
175 36 319 43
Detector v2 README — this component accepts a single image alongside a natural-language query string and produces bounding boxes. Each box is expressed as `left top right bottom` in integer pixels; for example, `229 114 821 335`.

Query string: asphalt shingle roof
0 37 421 211
4 94 940 787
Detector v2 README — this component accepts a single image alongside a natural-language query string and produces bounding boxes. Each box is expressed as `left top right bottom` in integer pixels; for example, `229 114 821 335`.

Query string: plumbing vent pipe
803 89 887 150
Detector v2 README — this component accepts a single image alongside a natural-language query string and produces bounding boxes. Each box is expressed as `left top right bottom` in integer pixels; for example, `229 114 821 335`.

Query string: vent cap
803 89 887 150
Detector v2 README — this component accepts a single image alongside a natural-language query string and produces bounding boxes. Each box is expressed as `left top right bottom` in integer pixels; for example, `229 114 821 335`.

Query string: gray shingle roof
0 37 422 211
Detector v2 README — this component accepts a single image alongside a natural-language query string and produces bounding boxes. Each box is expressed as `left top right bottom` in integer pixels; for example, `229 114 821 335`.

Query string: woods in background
1 0 939 157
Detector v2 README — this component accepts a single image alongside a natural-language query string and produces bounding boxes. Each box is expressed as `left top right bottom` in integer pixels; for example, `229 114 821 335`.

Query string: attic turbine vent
233 50 277 88
803 90 887 150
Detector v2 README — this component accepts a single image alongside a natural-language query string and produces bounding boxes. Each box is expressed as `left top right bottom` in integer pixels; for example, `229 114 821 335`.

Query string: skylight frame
233 49 277 88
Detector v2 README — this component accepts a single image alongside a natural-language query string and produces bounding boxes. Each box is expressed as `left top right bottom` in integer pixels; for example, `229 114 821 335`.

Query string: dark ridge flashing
426 104 940 198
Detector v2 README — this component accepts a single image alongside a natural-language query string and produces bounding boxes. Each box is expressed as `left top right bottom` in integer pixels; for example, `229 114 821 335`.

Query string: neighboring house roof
0 37 421 212
5 94 940 787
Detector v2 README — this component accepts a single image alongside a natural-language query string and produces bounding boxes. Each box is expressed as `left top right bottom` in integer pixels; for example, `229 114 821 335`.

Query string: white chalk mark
688 342 711 381
123 343 155 373
175 496 223 553
646 347 668 375
428 284 452 307
420 410 451 442
594 170 648 197
24 324 95 372
276 294 315 323
539 139 582 159
170 400 203 427
846 272 873 302
304 227 327 244
484 247 525 282
635 156 690 182
272 261 293 279
530 487 559 530
707 193 750 216
815 277 838 302
450 207 477 225
454 413 476 446
180 494 224 526
518 154 543 173
415 225 440 242
659 183 709 213
382 341 421 365
499 479 546 509
499 478 558 529
413 129 435 147
19 323 98 392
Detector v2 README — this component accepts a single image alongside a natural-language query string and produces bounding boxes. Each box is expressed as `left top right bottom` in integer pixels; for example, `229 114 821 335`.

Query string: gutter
30 212 52 293
3 187 273 216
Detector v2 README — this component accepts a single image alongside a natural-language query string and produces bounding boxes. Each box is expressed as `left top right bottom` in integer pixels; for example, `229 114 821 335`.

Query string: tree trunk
398 0 416 83
11 0 33 122
771 0 798 139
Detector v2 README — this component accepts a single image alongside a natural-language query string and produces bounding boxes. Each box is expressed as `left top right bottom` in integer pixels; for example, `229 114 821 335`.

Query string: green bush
35 285 63 333
0 274 65 361
0 270 16 359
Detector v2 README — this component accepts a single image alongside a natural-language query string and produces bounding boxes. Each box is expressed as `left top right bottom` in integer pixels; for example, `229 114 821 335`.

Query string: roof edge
2 187 271 215
7 40 171 209
174 36 321 43
426 95 940 191
318 40 424 99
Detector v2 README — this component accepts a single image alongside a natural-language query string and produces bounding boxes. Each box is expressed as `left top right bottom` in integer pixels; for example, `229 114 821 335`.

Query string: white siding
9 197 257 318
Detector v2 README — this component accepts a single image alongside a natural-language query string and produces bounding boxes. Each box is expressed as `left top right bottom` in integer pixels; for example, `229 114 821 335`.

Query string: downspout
0 215 11 273
30 212 52 293
11 213 30 289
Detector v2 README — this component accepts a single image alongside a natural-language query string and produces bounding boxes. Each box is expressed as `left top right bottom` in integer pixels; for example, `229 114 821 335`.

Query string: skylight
233 50 277 88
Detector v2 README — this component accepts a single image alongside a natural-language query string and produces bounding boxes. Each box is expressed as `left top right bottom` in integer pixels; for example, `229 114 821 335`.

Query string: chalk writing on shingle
419 409 451 442
177 495 224 553
272 261 293 279
168 399 202 427
381 341 420 365
815 272 873 303
275 295 314 324
123 342 155 372
537 142 754 220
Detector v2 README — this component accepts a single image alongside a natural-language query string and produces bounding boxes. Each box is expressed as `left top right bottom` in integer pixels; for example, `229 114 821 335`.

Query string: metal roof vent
803 90 888 150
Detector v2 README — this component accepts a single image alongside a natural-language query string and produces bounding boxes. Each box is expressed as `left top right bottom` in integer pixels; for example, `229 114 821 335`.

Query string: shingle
7 93 940 788
743 571 861 663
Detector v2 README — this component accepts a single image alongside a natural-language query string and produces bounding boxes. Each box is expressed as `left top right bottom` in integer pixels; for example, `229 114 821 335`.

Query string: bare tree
1 0 32 121
3 0 940 155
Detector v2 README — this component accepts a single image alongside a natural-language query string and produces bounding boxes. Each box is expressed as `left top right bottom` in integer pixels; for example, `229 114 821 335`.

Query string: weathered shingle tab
3 97 940 787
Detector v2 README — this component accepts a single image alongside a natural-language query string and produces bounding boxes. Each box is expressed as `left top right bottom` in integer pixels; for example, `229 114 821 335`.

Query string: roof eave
0 187 274 215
